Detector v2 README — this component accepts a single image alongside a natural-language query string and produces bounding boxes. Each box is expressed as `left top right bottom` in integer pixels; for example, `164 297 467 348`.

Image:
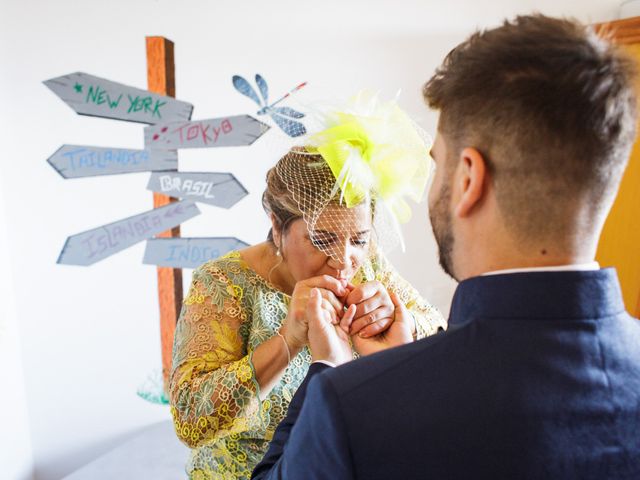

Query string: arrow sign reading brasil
58 200 200 266
144 115 270 149
43 72 193 124
146 172 247 208
48 145 178 179
143 237 249 269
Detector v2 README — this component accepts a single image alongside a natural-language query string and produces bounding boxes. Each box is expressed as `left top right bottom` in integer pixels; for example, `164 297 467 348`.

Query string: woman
169 97 446 480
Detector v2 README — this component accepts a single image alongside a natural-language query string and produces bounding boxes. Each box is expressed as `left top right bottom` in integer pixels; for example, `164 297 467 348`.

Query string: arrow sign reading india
143 237 249 269
144 115 270 149
48 145 178 179
43 72 193 124
146 172 248 208
58 200 200 266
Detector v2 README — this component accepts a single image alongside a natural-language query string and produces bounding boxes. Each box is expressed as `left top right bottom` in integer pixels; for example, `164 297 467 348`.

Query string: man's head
423 14 638 281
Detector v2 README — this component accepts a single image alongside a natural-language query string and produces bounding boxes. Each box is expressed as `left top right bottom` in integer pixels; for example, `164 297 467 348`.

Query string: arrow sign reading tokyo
48 145 178 179
58 200 200 266
43 72 193 124
144 115 270 149
146 172 248 208
143 237 249 269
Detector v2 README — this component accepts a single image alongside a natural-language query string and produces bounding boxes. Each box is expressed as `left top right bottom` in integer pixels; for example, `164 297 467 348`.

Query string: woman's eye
311 236 335 248
351 238 369 246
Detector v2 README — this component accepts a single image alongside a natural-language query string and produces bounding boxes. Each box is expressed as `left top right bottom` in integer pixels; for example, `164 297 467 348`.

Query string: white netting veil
262 91 434 262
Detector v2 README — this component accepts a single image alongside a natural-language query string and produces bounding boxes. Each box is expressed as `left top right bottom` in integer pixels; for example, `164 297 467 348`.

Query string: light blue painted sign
43 72 193 124
58 200 200 266
144 115 269 149
48 145 178 178
143 237 249 269
146 172 247 208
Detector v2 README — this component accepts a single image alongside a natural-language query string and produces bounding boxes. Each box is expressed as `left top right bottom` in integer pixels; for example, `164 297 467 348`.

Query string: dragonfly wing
272 106 305 119
270 111 307 137
255 74 270 105
232 75 262 107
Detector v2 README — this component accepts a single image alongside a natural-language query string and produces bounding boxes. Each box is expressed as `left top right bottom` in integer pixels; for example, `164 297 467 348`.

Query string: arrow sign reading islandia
58 200 200 266
143 237 249 269
43 72 193 124
146 172 247 208
48 145 178 179
144 115 270 149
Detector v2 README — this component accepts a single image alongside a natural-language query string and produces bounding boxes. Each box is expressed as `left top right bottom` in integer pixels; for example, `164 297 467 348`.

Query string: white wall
0 161 34 479
0 0 622 478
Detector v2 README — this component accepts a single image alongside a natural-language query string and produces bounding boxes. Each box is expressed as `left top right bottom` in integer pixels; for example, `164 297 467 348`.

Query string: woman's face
278 203 372 282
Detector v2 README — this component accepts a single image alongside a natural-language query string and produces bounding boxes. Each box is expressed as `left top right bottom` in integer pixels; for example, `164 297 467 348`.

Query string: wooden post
146 37 183 395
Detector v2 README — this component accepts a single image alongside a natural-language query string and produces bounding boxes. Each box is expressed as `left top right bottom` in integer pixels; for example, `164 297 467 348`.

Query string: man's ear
454 147 488 218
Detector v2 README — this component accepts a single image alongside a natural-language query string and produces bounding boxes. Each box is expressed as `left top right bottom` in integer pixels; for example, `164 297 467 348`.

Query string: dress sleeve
372 253 447 339
169 261 268 448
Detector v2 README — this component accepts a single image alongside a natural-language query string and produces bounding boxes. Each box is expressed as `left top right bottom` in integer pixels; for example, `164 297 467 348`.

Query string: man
252 14 640 479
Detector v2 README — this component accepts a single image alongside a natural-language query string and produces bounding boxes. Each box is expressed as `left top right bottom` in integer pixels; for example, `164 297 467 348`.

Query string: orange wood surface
595 18 640 318
146 37 183 393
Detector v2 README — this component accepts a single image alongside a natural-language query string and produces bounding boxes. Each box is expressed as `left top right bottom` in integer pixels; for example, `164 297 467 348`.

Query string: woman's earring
276 248 281 257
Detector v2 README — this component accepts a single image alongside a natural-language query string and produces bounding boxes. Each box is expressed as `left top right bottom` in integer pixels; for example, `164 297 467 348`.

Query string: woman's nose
327 244 350 270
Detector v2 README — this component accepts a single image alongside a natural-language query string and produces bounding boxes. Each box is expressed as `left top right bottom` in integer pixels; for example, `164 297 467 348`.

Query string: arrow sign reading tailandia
146 172 248 208
58 200 200 266
143 237 249 269
144 115 269 149
48 145 178 179
43 72 193 124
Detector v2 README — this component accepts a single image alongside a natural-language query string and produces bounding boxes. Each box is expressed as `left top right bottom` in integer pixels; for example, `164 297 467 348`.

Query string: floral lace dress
170 251 446 480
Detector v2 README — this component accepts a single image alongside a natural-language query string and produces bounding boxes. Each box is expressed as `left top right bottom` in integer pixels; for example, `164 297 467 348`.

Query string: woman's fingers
305 275 347 297
319 290 345 318
345 281 379 305
340 304 357 333
321 298 339 324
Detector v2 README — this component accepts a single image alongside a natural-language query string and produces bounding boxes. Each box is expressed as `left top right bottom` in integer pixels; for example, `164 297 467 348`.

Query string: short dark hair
423 14 637 241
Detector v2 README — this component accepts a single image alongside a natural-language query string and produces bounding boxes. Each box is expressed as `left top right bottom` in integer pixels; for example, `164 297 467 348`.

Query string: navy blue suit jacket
252 270 640 479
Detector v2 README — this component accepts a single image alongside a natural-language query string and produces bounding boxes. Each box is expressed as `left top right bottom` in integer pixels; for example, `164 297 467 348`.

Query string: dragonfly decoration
232 74 307 137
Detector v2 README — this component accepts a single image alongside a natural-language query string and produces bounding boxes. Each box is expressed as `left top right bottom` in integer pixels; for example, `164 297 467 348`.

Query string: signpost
143 237 249 269
144 115 269 149
146 172 247 208
44 72 193 124
45 36 269 397
57 200 200 266
48 145 177 178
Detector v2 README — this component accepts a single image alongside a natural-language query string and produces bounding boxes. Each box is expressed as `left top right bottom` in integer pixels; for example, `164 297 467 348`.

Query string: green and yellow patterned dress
170 251 445 480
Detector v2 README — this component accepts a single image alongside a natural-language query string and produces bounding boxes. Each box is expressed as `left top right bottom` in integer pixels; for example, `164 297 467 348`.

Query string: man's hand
345 281 396 338
308 288 354 366
351 292 414 356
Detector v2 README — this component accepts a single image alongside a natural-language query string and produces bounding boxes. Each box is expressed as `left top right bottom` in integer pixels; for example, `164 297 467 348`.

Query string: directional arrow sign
48 145 178 179
143 237 249 269
58 200 200 266
43 72 193 124
146 172 247 208
144 115 269 149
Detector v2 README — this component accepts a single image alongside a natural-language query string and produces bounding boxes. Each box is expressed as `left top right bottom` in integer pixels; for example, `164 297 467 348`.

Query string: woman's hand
281 275 347 351
308 288 355 366
344 281 403 338
351 292 415 356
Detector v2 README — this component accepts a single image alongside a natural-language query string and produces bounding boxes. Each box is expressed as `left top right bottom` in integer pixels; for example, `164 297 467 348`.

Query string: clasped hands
280 275 415 366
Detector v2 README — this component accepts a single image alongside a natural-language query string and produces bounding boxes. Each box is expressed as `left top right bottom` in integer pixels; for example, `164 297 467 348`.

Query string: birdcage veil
266 91 434 262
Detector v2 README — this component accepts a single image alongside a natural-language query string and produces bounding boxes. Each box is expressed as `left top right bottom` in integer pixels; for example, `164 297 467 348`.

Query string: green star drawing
74 83 83 93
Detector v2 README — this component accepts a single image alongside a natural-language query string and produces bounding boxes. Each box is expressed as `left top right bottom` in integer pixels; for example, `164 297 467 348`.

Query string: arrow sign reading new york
48 145 178 179
143 237 249 269
58 200 200 266
43 72 193 124
146 172 248 208
144 115 270 149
